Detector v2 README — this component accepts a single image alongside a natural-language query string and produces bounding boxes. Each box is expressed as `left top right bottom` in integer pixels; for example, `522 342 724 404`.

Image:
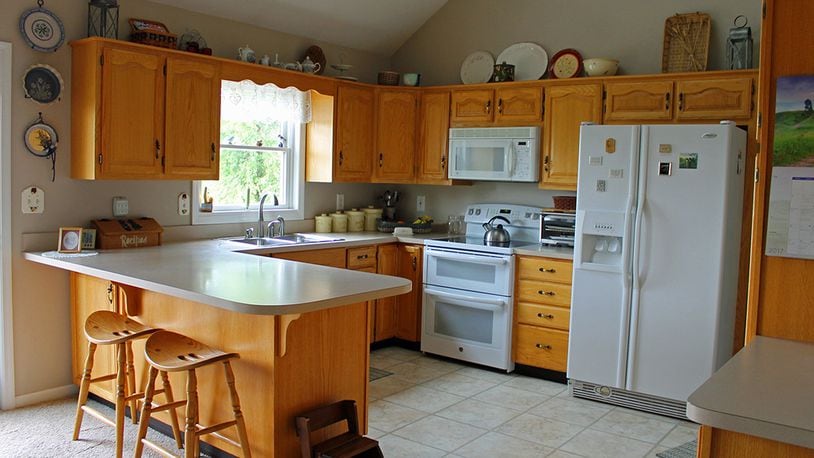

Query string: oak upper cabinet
373 244 399 342
451 86 542 125
675 77 753 121
417 90 451 184
541 84 602 190
71 38 222 180
334 84 375 182
163 57 221 179
396 244 423 342
373 89 418 183
603 80 673 122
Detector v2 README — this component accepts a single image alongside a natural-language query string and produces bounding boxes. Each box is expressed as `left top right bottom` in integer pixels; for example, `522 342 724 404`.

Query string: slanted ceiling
148 0 448 56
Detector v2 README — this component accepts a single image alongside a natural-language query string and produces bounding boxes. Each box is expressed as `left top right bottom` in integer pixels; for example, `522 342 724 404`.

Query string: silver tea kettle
482 215 511 245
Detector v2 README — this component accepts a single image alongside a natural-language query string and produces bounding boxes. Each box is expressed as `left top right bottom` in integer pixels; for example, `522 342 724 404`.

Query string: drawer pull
537 313 554 319
356 254 368 260
535 343 552 350
538 290 555 296
538 267 556 273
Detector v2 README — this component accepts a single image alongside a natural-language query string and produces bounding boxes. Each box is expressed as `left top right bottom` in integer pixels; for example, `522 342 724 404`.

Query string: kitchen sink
228 234 345 246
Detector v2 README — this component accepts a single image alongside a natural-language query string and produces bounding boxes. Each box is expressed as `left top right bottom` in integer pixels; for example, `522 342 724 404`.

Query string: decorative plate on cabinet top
22 64 63 104
548 48 584 79
19 3 65 53
460 50 495 84
496 42 548 80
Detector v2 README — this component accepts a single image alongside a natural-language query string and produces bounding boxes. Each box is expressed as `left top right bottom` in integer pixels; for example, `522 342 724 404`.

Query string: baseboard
15 384 78 408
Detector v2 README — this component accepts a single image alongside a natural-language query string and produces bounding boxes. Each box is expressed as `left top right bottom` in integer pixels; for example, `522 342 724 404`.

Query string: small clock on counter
548 48 584 79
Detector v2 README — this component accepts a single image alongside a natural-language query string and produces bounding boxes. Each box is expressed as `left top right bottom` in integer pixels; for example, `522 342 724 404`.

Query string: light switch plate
336 193 344 211
416 195 426 212
22 186 44 214
113 196 129 216
178 192 190 215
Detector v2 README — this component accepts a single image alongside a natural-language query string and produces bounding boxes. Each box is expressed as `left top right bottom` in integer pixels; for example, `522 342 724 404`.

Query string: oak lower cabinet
540 84 602 190
395 244 423 342
70 38 221 180
373 89 419 183
71 274 118 400
513 256 574 372
372 245 398 342
450 86 542 125
272 247 347 268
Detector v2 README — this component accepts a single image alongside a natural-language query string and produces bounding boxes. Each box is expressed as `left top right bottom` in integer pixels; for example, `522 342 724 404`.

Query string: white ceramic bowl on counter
584 58 619 77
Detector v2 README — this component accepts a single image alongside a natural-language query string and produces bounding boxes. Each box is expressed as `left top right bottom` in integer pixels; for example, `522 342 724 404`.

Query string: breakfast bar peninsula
25 240 412 457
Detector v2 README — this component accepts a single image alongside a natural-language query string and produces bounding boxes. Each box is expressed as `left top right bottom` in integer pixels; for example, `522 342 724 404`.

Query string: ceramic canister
315 213 332 233
331 211 348 233
363 206 383 231
347 208 365 232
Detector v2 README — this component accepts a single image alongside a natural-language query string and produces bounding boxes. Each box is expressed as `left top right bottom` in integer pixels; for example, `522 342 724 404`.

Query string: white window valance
221 80 312 123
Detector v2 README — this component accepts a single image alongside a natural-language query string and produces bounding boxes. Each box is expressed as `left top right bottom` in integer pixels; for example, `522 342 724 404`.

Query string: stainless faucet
258 193 269 237
267 216 285 237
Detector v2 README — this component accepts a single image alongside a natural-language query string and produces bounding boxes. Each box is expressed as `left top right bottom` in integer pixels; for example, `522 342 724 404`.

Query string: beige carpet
0 397 194 457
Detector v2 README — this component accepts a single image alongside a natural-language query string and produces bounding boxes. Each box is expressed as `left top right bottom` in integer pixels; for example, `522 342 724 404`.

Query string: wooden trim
275 314 302 357
698 424 713 458
0 41 15 410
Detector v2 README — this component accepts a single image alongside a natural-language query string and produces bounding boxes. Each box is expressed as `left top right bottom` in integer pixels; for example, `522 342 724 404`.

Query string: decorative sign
765 75 814 258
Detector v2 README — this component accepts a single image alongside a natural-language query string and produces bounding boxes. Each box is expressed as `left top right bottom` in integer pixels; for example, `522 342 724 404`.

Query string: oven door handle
424 287 508 311
425 250 509 265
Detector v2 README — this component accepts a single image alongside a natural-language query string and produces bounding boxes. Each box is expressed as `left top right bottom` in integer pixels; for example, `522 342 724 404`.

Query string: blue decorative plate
23 64 63 104
19 5 65 53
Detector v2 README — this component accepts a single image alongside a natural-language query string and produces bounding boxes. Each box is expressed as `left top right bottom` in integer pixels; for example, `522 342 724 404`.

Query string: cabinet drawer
517 303 570 330
517 256 573 283
347 246 377 269
517 280 572 307
274 248 346 268
514 324 569 372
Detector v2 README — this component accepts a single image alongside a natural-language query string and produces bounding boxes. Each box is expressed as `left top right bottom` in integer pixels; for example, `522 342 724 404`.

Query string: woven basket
129 19 177 49
376 219 432 233
378 71 400 86
662 12 710 73
552 196 576 211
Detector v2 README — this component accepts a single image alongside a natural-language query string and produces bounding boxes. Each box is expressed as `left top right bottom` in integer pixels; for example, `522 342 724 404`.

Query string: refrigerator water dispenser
577 211 627 268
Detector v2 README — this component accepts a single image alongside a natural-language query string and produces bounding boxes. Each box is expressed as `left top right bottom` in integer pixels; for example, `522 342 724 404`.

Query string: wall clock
549 49 584 79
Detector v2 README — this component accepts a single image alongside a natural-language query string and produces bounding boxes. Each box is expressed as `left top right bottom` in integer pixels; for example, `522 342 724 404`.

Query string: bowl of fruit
376 215 434 233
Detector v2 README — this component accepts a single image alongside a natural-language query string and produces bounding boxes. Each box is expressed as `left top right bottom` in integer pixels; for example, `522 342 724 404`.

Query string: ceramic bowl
584 58 619 77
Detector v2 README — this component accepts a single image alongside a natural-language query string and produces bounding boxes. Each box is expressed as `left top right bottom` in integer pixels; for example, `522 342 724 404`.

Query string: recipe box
92 218 163 249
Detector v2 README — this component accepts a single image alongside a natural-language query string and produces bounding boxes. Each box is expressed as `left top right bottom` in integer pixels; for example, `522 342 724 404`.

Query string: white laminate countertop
24 239 412 316
687 336 814 449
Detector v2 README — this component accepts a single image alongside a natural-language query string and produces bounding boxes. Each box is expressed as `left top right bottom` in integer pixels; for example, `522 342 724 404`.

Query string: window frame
192 120 305 225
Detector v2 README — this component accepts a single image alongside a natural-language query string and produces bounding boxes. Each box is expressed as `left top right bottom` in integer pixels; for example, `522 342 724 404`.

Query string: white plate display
496 42 548 81
19 5 65 53
460 50 494 84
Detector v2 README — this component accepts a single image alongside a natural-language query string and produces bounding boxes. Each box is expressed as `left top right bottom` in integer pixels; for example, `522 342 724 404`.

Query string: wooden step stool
134 330 252 458
295 400 383 458
72 310 182 458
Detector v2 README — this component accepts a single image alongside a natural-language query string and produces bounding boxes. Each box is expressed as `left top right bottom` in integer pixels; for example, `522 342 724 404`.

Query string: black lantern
88 0 119 39
726 15 753 70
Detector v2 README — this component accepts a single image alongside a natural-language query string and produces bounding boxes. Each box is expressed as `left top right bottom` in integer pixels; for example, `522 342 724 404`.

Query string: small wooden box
92 218 163 249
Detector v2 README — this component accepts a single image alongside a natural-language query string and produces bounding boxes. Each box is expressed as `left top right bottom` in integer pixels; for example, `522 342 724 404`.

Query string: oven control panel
465 204 542 228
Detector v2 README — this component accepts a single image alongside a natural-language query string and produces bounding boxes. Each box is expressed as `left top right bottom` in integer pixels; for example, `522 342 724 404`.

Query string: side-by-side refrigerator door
568 124 639 389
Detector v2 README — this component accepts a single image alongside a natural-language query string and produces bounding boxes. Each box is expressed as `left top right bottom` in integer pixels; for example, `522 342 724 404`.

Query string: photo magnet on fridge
679 153 699 169
658 162 673 176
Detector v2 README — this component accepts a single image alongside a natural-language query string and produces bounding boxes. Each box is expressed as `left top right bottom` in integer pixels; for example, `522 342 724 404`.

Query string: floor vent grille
570 380 688 420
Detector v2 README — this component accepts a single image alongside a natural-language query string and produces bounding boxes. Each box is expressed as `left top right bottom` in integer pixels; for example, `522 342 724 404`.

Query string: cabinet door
374 89 418 183
396 244 423 342
450 89 494 123
541 84 602 190
675 77 753 120
495 86 542 124
164 56 221 179
335 85 374 182
99 46 164 178
417 91 451 184
374 244 398 342
72 273 118 401
604 81 673 122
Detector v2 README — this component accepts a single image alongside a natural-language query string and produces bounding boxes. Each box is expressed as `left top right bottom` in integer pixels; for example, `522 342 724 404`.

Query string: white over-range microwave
448 126 540 182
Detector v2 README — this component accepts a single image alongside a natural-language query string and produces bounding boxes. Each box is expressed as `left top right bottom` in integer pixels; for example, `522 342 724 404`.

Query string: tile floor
368 347 699 458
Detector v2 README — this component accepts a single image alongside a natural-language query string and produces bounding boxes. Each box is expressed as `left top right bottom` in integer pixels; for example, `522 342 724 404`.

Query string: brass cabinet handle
538 267 556 273
537 313 554 319
538 290 555 296
411 256 417 271
339 150 344 166
154 139 161 159
440 155 446 169
107 283 114 305
543 155 550 172
210 143 216 161
485 99 491 114
497 98 503 114
357 254 368 260
535 343 552 350
379 153 383 167
678 92 684 111
665 92 671 110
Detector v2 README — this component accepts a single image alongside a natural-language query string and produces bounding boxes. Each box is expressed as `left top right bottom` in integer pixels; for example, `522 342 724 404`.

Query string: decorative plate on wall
19 1 65 53
22 64 63 104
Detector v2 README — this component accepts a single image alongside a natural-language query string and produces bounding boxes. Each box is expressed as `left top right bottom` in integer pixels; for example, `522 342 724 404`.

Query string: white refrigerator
567 123 746 418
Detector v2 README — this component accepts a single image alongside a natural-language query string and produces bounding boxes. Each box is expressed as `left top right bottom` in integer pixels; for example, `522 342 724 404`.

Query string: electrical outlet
178 192 190 215
336 193 344 211
112 196 129 216
416 195 426 212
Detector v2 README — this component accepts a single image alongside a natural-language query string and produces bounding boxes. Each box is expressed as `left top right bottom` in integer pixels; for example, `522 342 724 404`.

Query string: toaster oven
540 211 576 247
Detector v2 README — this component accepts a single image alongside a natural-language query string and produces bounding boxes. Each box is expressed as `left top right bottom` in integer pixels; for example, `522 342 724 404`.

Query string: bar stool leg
134 366 158 458
115 343 127 458
126 341 138 424
161 370 184 449
73 342 97 440
224 361 252 458
185 369 199 458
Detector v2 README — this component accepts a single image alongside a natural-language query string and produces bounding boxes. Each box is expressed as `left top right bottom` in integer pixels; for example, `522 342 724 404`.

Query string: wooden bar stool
295 400 383 458
135 330 252 458
73 311 182 458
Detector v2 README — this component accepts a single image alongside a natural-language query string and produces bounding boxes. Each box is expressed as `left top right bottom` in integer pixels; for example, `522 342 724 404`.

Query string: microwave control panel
512 139 540 181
